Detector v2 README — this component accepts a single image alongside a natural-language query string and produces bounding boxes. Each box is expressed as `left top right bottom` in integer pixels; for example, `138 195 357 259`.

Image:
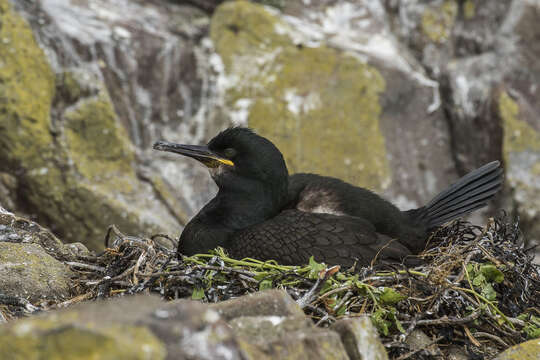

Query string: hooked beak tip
152 141 166 151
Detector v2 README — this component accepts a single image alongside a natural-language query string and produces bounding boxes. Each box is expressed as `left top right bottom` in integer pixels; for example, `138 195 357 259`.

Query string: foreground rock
0 209 83 304
0 290 389 360
494 338 540 360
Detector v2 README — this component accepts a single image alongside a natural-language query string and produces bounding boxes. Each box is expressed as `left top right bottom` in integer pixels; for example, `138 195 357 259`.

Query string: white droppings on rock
0 206 13 215
154 309 170 319
455 74 475 117
284 89 321 116
203 309 221 324
0 262 29 270
181 326 236 360
264 315 286 326
276 1 440 113
113 26 131 40
230 98 252 126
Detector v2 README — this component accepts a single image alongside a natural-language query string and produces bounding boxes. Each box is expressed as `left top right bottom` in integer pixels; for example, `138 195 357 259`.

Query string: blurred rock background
0 0 538 256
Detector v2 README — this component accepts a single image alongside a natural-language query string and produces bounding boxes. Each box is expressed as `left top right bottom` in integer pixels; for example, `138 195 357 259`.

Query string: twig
474 332 510 348
297 266 340 309
402 309 481 326
54 292 94 308
66 262 106 273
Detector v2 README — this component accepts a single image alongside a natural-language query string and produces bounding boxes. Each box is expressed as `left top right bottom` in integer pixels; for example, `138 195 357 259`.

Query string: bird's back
228 209 412 268
287 173 410 238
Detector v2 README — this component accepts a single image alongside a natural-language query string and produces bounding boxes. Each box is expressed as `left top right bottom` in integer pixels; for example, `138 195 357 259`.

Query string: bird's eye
223 148 237 158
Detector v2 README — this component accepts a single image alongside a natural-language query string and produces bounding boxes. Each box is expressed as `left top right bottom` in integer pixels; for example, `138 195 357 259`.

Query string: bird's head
153 127 289 196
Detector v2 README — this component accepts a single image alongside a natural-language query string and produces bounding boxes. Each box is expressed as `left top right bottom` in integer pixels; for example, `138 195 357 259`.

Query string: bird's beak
153 141 234 168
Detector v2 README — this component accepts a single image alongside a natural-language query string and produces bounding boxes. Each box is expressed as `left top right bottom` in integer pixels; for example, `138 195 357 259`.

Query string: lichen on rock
0 243 73 303
421 1 458 44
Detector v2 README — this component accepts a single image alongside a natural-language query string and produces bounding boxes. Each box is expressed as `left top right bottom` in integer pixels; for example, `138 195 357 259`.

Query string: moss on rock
421 1 458 44
0 321 166 360
64 93 136 187
211 1 390 190
0 243 73 302
499 91 540 156
0 0 56 170
494 338 540 360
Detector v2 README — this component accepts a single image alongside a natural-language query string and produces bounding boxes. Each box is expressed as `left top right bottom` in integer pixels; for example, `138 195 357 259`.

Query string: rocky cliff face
0 0 538 252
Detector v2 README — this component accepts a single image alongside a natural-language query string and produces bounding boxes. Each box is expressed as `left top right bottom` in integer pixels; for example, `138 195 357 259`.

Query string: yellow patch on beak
215 158 234 166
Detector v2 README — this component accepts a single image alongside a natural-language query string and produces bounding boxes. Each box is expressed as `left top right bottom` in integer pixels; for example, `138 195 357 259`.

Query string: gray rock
230 315 350 359
405 329 441 357
210 289 305 321
229 315 313 342
0 294 363 360
447 345 470 360
331 317 389 360
0 295 241 360
0 211 88 261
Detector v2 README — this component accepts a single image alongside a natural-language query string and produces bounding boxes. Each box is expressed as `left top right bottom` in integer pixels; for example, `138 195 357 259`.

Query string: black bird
153 127 503 267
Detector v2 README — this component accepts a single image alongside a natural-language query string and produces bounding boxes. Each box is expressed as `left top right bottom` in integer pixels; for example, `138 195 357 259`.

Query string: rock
16 0 223 226
447 345 470 360
0 0 180 250
209 289 305 321
331 317 388 360
0 211 83 303
238 328 349 360
230 315 313 342
405 329 441 357
231 315 349 359
0 173 17 211
0 295 167 360
494 338 540 360
0 293 361 360
497 0 540 253
0 208 87 260
0 295 246 360
0 242 73 303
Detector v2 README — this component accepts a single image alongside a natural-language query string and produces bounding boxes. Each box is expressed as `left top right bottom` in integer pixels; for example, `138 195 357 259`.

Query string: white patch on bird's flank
310 205 345 216
296 188 345 215
392 194 418 211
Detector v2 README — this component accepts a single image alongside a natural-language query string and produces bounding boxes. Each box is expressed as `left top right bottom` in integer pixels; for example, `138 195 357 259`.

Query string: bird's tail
406 161 503 228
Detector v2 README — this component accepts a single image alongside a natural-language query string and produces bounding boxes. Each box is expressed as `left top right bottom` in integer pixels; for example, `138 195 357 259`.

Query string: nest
5 214 540 359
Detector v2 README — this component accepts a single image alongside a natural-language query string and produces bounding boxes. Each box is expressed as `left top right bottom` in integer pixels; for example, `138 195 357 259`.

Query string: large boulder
0 291 389 360
0 209 79 303
0 0 179 250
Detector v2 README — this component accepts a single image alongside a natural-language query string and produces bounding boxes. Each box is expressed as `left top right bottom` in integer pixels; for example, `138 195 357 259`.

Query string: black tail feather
410 161 503 228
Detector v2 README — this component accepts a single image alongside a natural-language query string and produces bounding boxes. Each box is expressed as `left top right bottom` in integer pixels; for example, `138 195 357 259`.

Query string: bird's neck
179 177 288 255
210 179 288 229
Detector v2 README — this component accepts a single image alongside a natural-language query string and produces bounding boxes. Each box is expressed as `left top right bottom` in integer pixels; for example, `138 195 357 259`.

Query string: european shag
153 127 503 267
